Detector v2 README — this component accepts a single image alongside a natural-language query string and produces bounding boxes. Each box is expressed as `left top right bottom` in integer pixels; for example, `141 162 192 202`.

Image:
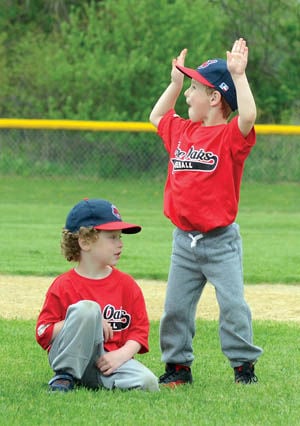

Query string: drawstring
188 233 203 248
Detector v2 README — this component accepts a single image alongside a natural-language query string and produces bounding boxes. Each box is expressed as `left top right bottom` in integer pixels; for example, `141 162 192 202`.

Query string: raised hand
149 48 188 127
171 48 187 84
227 38 248 76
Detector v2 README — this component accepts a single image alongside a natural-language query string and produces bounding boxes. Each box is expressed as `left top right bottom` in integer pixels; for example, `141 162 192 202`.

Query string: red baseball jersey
158 109 256 232
36 268 149 354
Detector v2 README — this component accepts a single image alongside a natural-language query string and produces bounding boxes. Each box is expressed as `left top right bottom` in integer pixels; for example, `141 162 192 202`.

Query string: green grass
1 177 299 425
1 318 299 426
0 176 299 283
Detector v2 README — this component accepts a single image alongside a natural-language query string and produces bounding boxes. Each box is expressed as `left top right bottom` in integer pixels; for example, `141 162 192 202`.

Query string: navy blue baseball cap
65 198 141 234
176 59 237 111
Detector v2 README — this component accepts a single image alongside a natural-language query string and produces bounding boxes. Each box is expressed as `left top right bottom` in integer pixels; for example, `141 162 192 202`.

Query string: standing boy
36 198 159 392
149 38 263 386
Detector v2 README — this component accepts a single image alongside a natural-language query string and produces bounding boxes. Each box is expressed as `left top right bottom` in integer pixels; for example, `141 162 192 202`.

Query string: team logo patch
171 142 218 173
198 59 218 69
111 205 122 220
219 82 229 92
103 304 131 331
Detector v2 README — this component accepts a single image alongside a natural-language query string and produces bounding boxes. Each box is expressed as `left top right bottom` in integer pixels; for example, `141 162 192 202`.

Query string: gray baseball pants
160 224 263 368
48 300 159 391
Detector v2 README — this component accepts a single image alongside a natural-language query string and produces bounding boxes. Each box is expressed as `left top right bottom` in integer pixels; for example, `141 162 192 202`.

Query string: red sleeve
157 109 188 153
229 115 256 160
36 293 59 350
35 277 69 350
124 284 150 354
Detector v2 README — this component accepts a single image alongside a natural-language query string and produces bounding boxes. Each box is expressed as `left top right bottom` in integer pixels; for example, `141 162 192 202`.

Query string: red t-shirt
36 268 149 354
158 109 256 232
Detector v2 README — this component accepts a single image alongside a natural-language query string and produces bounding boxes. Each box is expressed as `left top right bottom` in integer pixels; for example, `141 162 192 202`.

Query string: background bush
0 0 299 123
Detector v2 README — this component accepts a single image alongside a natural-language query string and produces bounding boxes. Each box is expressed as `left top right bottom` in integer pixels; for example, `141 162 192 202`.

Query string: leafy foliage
218 0 300 123
0 0 299 123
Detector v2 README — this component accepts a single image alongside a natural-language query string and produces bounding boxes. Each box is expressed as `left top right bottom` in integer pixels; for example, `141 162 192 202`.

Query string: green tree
216 0 300 123
0 0 298 123
2 0 224 120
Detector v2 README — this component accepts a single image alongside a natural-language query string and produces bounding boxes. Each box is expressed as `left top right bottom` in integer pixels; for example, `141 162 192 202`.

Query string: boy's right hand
171 48 187 85
102 319 113 342
149 48 188 128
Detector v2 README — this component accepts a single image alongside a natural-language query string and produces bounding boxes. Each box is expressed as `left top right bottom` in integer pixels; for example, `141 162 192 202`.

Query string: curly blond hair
61 227 100 262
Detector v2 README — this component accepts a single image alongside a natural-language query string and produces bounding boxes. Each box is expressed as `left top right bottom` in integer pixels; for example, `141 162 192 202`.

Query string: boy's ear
78 236 90 251
210 90 222 106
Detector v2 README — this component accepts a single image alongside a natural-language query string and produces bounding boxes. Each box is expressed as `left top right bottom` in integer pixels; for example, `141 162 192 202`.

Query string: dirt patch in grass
0 275 299 322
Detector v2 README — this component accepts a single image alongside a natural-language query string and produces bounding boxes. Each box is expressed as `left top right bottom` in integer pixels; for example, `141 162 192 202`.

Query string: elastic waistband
183 225 232 249
183 224 232 238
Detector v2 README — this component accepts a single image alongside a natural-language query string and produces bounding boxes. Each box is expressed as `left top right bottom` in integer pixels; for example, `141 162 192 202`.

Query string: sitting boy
36 198 159 392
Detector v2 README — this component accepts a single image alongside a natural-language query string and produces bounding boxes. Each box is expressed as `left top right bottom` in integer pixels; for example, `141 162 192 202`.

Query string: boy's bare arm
227 38 257 137
51 320 65 342
149 49 187 128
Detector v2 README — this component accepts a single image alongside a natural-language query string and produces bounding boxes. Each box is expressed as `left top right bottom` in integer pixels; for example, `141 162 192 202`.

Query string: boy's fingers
175 48 187 66
232 38 247 53
181 48 187 56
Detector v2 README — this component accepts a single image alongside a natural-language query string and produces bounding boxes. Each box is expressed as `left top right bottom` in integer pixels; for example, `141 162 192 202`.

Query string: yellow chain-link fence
0 120 299 182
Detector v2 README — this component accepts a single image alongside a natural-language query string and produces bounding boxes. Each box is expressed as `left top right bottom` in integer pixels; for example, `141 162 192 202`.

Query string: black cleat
159 363 193 388
234 362 258 384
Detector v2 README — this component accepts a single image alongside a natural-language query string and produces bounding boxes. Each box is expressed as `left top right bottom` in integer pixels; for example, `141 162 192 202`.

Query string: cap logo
219 82 229 92
198 59 218 69
111 204 121 220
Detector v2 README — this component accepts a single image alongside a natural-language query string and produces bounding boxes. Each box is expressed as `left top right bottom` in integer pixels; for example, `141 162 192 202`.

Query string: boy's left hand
227 38 248 76
96 350 125 376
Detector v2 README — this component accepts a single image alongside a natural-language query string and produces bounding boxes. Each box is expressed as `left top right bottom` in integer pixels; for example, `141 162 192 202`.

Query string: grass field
1 176 299 425
0 176 299 283
1 318 299 426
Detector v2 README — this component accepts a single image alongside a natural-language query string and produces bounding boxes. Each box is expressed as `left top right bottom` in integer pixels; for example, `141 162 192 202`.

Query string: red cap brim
176 65 215 88
94 221 141 234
